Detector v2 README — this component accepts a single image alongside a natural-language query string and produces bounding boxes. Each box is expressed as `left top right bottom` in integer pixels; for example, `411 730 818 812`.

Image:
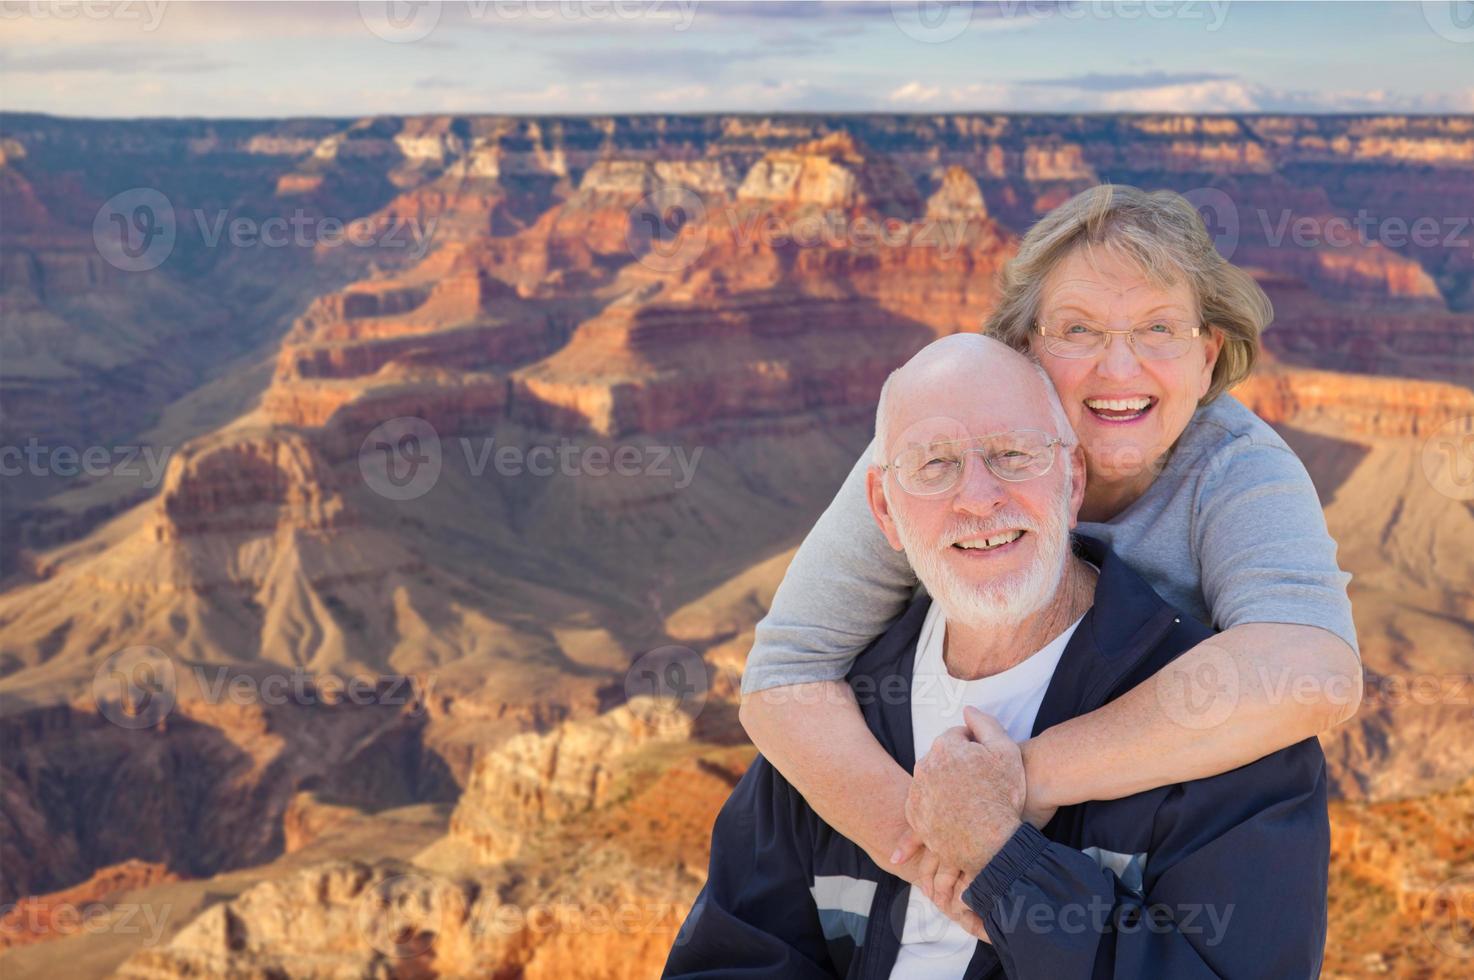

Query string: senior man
662 334 1329 979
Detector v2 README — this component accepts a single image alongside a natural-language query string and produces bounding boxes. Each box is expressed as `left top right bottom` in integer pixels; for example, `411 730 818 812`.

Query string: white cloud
650 84 713 105
1097 79 1263 112
888 80 942 104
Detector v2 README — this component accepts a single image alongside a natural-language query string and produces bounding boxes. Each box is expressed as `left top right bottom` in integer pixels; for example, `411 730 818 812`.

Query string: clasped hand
888 707 1049 943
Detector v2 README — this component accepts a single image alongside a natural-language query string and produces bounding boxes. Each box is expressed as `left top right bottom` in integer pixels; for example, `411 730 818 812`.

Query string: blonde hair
984 184 1269 404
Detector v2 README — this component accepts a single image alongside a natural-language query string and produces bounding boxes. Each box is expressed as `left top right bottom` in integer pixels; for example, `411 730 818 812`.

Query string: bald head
872 334 1074 467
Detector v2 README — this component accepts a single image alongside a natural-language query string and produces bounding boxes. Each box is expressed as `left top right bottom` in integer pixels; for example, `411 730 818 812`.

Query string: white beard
890 483 1072 632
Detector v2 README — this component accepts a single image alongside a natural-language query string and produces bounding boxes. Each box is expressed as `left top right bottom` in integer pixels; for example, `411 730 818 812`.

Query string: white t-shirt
888 600 1086 980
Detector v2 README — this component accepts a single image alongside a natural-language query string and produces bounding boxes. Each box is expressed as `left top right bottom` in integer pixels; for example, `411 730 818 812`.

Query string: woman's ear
866 467 905 551
1198 325 1225 399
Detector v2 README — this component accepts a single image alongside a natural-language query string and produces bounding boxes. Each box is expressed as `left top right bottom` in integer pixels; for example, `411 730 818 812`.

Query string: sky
3 0 1473 118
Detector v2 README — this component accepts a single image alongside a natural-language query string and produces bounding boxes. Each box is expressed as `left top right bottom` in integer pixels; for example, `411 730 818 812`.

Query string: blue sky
3 1 1472 118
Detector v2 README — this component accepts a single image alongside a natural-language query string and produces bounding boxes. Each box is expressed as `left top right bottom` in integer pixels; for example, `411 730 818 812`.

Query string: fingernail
888 849 903 864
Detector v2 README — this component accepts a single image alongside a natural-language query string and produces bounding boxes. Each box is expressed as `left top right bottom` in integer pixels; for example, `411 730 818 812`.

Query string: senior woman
738 184 1362 934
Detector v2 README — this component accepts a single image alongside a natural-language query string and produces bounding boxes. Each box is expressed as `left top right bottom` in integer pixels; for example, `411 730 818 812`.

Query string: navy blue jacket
663 535 1329 979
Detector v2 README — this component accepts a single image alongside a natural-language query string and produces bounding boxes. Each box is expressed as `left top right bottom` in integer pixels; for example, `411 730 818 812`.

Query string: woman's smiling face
1030 246 1223 496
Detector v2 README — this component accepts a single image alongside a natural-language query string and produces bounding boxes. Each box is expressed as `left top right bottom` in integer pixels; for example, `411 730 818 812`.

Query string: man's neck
942 555 1098 681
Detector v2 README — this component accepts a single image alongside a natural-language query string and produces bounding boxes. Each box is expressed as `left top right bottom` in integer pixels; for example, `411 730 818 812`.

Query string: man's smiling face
867 336 1084 629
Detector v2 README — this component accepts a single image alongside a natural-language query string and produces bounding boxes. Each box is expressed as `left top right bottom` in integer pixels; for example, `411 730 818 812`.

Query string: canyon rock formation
1 111 1470 979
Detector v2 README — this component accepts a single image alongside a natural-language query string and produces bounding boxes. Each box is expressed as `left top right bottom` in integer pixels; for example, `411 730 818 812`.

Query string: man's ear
867 466 905 551
1066 443 1087 529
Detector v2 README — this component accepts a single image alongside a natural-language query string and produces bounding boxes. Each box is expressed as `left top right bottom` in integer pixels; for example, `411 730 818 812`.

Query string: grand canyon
1 111 1472 979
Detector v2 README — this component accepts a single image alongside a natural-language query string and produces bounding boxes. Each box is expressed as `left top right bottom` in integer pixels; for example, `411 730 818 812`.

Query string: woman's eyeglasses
1035 317 1202 360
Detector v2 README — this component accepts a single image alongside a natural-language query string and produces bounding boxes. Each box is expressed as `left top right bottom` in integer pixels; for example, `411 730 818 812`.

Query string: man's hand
889 829 991 943
905 707 1026 879
884 825 990 943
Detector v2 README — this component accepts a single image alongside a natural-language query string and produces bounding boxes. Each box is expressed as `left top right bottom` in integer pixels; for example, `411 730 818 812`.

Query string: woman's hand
890 828 991 943
1021 775 1058 829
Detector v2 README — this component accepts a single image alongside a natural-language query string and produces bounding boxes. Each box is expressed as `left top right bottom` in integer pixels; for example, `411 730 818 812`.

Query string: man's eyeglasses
880 429 1070 497
1035 316 1202 360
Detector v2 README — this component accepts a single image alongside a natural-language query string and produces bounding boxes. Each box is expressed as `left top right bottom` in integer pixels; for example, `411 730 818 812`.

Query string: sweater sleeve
740 438 920 695
1193 437 1358 655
